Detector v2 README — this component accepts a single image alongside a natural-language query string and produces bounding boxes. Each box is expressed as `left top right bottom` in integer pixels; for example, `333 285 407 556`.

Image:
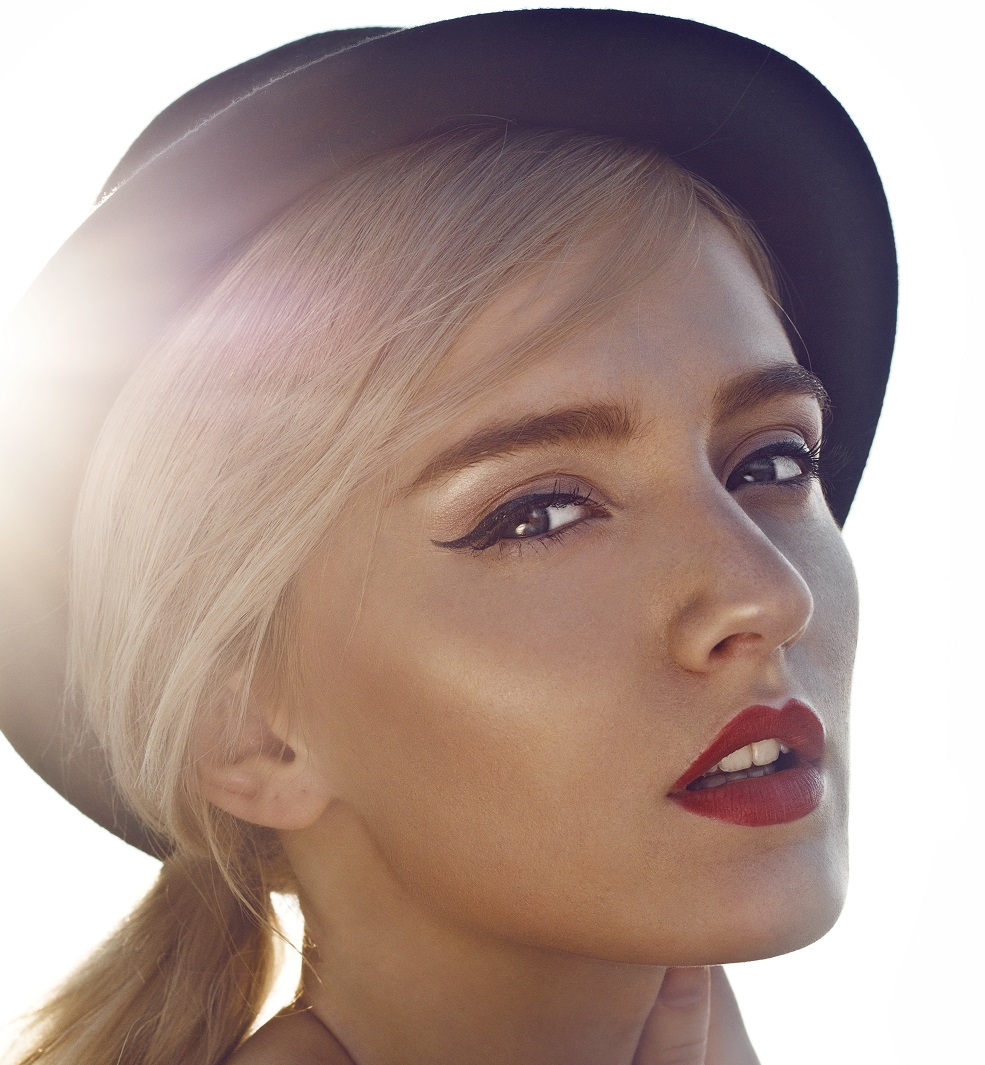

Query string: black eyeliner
433 482 598 552
726 438 821 491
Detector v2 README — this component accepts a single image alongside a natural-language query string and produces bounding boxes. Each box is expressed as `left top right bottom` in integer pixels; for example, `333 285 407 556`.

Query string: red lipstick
668 699 825 827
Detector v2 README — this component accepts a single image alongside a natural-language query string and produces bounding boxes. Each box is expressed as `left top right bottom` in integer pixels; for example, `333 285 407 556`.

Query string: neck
285 809 667 1065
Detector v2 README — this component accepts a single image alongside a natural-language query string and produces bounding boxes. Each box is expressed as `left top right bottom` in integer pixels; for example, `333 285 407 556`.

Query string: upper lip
670 699 825 792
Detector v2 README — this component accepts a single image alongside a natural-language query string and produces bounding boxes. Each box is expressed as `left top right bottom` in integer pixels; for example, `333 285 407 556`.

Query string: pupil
514 506 550 537
742 457 774 483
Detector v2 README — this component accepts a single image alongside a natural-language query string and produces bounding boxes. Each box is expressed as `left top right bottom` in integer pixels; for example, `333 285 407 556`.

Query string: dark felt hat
0 8 896 855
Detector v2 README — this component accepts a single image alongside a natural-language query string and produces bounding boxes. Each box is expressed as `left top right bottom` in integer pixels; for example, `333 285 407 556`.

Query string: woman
0 9 896 1064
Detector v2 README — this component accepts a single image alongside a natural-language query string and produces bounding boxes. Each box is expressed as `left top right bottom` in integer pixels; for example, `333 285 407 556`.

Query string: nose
664 496 815 674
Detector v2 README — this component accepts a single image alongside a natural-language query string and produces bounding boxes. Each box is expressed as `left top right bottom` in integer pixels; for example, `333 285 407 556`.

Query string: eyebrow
713 364 830 423
407 363 829 492
407 403 639 491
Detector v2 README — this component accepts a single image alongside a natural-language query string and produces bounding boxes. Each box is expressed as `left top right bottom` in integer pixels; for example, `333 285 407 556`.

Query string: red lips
668 700 825 827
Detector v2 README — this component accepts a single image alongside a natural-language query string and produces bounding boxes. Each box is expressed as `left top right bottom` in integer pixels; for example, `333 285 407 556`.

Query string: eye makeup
724 438 821 492
432 479 609 554
431 431 821 558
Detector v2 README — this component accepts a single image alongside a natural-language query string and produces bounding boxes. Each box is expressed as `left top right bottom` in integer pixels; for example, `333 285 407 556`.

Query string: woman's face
283 220 857 966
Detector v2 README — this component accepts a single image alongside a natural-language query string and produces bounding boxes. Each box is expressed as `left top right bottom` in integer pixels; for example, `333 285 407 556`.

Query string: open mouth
669 701 826 827
685 738 796 791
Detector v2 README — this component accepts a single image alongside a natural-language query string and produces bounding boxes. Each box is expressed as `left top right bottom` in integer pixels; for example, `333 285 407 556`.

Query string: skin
206 220 858 1065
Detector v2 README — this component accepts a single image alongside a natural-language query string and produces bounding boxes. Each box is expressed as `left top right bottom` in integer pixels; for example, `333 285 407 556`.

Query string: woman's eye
725 440 820 492
434 487 601 553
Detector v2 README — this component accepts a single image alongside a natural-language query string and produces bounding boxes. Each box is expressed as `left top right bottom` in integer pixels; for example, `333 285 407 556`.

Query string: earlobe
194 682 333 831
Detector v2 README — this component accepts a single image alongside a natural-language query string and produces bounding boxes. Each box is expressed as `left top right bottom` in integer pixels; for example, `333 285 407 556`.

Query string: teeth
751 738 782 766
687 737 793 792
717 746 753 773
714 738 784 774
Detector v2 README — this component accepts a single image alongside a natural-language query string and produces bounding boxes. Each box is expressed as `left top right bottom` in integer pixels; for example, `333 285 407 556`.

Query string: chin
642 834 850 967
698 883 847 965
549 822 851 969
509 860 847 970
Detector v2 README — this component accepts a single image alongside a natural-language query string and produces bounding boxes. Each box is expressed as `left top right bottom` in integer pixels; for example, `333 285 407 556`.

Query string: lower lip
669 763 824 827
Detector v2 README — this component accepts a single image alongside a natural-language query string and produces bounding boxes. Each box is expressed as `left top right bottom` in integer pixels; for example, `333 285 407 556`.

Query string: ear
194 679 333 831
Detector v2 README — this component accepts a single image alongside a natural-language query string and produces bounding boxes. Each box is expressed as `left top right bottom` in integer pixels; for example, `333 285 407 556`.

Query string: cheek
773 512 857 901
792 515 859 745
316 558 627 795
293 542 689 950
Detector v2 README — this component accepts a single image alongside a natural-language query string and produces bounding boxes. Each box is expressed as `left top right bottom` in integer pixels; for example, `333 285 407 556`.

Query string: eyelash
433 480 605 555
724 438 821 492
436 438 821 555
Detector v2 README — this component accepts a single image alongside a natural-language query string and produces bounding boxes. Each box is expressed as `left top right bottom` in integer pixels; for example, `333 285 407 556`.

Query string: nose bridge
663 487 815 672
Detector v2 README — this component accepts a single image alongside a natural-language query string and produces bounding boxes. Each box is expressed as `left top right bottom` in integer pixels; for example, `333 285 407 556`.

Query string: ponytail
8 849 280 1065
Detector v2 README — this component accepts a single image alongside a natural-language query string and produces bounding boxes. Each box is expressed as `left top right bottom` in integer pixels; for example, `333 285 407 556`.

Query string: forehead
442 220 797 432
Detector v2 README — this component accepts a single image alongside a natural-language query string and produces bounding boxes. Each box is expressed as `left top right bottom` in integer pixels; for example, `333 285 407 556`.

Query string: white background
1 3 978 1062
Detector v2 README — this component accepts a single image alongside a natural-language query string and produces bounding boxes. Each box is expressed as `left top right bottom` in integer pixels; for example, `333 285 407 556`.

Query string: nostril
710 632 764 660
781 619 811 650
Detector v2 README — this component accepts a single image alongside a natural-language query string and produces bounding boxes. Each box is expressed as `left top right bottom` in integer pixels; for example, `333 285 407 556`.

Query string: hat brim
0 8 896 854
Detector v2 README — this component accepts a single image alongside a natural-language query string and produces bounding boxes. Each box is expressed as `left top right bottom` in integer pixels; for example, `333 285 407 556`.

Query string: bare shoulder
226 1009 354 1065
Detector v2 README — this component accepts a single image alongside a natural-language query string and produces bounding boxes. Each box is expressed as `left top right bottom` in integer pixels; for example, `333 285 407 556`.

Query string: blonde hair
10 126 778 1065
